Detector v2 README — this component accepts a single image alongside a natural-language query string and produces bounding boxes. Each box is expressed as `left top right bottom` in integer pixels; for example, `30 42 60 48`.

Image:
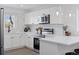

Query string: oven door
33 38 40 52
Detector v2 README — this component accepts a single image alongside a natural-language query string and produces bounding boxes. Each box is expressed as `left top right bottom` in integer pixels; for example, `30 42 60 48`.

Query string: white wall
25 5 79 36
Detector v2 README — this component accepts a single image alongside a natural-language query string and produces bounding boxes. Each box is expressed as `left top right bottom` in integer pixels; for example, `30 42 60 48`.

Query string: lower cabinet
4 35 26 51
4 34 34 51
40 40 59 55
4 36 18 50
4 36 12 50
11 36 24 48
40 40 79 55
25 36 33 49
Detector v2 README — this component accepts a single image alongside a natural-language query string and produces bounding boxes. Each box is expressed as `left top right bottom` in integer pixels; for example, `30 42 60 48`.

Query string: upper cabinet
25 7 63 24
25 6 76 25
50 7 63 24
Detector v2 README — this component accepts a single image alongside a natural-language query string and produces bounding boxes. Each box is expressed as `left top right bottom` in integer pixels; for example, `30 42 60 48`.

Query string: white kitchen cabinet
40 36 79 55
40 40 59 55
11 35 22 48
25 36 33 49
4 36 13 50
25 14 32 24
25 7 64 24
50 16 63 24
10 36 20 49
4 32 34 51
17 34 26 47
4 35 17 50
4 33 26 51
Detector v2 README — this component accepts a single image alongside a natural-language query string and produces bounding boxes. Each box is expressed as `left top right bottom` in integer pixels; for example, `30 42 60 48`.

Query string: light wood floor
4 47 39 55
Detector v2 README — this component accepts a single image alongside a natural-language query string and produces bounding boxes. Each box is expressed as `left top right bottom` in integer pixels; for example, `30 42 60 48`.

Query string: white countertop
40 36 79 45
25 32 79 46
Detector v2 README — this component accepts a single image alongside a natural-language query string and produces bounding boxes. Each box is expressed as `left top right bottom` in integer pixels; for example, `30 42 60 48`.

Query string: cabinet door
40 40 59 55
18 35 26 47
4 36 12 50
25 36 29 47
10 35 23 49
4 34 26 50
50 15 63 24
4 35 18 50
26 36 33 49
10 36 18 48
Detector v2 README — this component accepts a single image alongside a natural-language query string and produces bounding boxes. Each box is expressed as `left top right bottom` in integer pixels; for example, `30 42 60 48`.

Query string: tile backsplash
25 24 64 36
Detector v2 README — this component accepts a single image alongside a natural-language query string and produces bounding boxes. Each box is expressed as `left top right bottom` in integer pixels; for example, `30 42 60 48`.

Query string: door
0 8 4 55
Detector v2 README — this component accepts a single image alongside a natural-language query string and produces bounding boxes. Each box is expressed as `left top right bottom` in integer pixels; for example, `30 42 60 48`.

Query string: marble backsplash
25 24 64 36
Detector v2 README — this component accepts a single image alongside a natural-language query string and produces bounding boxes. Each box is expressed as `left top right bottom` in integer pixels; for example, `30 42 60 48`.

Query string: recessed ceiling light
69 13 72 17
56 11 59 16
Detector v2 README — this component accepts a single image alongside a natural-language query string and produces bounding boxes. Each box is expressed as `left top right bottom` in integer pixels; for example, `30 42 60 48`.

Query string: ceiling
0 4 79 12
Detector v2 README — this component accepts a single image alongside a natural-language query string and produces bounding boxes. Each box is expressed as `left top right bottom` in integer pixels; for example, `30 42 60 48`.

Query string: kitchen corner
23 24 79 55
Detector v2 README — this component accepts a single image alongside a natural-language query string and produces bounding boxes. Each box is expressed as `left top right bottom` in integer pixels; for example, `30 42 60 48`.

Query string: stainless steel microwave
39 14 50 24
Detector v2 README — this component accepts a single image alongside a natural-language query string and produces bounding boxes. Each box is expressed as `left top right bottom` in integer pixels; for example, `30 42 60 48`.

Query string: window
4 15 15 32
